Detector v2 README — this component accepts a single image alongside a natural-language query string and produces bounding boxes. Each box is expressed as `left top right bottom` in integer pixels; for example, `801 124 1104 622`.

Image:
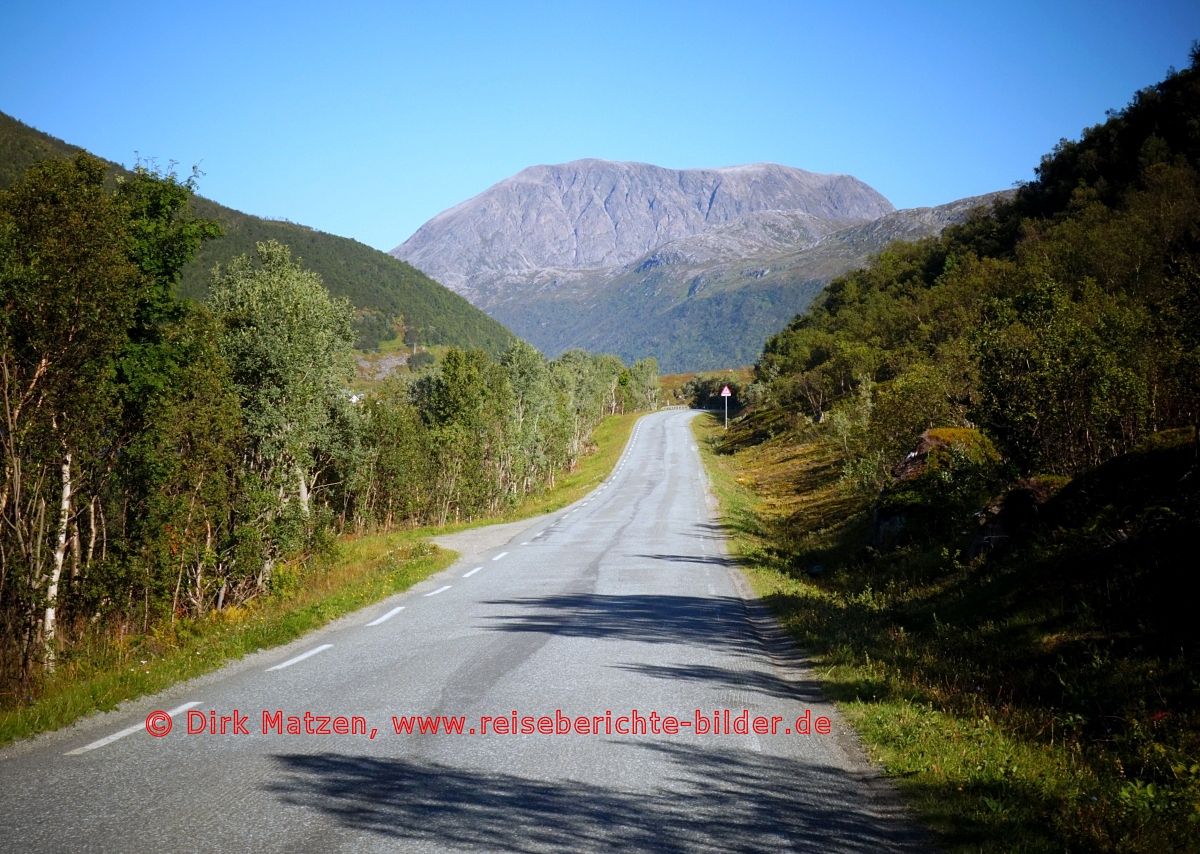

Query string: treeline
753 49 1199 491
0 153 658 688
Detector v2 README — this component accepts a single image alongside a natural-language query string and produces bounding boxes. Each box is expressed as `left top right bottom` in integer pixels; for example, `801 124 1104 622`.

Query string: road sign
720 386 731 397
721 386 731 428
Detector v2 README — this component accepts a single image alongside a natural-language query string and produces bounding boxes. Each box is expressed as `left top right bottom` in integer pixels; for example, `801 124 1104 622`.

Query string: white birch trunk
44 450 71 670
297 466 310 517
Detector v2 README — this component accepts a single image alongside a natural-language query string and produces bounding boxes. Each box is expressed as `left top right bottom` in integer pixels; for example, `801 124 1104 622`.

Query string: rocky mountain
489 192 1011 371
391 157 1007 371
393 160 894 304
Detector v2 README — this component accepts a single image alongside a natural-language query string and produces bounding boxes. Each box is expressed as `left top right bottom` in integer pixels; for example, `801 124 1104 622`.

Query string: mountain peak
392 159 893 295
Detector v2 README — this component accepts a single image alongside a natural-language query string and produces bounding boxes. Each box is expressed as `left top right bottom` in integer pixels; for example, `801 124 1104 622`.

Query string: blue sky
2 1 1197 251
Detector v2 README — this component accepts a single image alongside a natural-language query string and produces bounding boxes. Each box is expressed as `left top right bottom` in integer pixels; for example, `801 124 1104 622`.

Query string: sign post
720 385 732 429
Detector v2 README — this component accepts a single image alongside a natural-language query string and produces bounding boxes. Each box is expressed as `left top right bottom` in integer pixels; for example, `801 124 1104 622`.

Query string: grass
0 533 451 746
692 412 1199 853
0 410 642 748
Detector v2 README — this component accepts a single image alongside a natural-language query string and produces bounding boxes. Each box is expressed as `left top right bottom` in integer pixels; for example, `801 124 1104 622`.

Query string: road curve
0 409 927 852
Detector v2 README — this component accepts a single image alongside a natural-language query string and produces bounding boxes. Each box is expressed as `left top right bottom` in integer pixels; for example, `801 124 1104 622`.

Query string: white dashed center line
424 585 452 597
65 701 203 755
267 643 333 672
463 566 484 578
366 606 405 626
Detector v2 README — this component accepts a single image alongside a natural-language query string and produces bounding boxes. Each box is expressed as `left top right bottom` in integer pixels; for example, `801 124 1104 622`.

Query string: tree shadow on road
611 662 825 703
633 552 740 568
479 593 760 654
265 740 927 852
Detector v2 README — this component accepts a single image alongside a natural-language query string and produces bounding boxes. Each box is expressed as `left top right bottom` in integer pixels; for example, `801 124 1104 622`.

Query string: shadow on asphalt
478 594 758 652
611 662 825 703
266 741 925 852
691 522 729 542
633 553 740 568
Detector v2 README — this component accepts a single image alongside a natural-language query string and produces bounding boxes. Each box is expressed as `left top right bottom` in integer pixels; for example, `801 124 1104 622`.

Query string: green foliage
352 308 396 350
0 110 515 357
208 240 355 578
0 142 659 730
210 239 354 470
755 52 1200 490
683 372 745 410
363 344 655 527
698 414 1200 853
877 428 1004 541
1 153 147 673
181 204 514 355
408 350 436 371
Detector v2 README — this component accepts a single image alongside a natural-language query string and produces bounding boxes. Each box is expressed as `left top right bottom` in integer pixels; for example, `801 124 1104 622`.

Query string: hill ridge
0 111 513 355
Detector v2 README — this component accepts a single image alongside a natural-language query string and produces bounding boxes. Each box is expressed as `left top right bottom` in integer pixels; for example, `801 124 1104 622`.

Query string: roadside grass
0 410 642 748
692 412 1197 853
0 533 452 748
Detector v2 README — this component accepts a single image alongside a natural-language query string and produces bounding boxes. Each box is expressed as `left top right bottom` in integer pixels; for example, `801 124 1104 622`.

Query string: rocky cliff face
390 158 1005 371
392 159 894 301
487 193 1011 371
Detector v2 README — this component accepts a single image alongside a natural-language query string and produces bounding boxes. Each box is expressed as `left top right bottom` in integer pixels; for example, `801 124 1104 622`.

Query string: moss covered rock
874 427 1005 547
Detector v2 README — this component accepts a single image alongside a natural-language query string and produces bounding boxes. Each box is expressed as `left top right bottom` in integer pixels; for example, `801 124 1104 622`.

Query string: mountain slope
391 155 1006 371
0 111 513 354
489 192 1009 371
392 159 894 302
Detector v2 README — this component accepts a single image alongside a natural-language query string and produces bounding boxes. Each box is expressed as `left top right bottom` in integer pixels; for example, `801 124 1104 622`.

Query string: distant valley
392 159 1007 371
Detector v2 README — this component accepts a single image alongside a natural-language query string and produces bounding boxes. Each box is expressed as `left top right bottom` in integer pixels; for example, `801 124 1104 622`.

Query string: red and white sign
720 385 732 397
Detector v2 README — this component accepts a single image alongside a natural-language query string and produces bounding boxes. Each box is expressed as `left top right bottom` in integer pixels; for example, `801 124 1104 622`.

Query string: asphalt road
0 409 927 853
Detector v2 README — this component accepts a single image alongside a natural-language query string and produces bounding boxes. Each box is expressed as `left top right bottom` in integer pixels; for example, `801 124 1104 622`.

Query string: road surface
0 409 927 852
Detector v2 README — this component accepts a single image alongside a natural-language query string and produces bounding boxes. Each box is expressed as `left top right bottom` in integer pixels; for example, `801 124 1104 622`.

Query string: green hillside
0 111 513 354
727 50 1200 851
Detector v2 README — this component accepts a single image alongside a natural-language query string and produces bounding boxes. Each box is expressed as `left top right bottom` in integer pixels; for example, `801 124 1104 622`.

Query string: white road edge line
463 566 484 577
424 585 452 597
267 643 333 672
520 541 530 546
65 701 203 755
366 606 405 626
492 552 508 561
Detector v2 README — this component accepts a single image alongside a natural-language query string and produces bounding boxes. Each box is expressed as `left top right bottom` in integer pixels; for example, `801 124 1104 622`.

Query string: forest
0 153 659 697
720 49 1199 850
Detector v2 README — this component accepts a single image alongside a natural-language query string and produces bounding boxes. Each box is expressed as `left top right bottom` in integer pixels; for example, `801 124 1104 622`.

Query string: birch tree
0 154 140 670
209 241 353 584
